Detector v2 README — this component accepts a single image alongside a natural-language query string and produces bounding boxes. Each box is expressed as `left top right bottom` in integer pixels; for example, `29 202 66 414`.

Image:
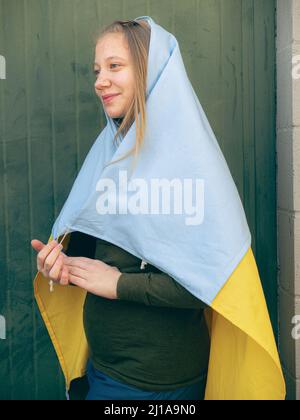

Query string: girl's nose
95 75 111 90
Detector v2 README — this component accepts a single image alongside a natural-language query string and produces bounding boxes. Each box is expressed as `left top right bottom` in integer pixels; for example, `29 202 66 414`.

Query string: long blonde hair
94 19 151 173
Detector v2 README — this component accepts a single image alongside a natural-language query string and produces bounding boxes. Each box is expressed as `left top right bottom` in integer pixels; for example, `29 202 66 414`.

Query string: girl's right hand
31 239 70 286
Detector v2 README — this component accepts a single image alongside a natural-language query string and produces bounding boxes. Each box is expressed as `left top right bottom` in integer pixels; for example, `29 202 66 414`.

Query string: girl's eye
93 64 119 76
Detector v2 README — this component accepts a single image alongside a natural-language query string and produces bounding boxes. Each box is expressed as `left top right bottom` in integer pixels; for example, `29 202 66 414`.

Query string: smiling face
94 32 135 119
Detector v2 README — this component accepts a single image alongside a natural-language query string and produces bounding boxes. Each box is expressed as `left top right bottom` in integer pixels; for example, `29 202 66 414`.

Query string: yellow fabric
205 246 285 400
34 234 286 399
34 233 89 389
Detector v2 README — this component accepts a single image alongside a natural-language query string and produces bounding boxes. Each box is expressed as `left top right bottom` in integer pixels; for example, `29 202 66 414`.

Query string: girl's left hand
65 256 122 300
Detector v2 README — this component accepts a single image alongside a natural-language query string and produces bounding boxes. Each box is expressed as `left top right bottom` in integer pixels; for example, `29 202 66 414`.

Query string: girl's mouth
103 94 120 104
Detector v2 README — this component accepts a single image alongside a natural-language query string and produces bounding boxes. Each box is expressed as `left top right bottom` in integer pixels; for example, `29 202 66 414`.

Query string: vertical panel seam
241 0 246 205
24 0 38 400
0 0 13 400
73 0 80 171
253 0 257 257
48 0 57 219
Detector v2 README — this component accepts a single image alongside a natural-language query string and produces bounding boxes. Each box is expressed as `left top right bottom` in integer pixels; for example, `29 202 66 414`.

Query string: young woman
32 16 285 400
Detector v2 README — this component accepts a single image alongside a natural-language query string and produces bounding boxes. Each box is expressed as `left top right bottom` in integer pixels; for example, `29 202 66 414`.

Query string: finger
59 265 70 286
68 266 87 279
48 254 64 281
65 257 90 270
37 240 59 271
43 243 64 273
31 239 46 253
69 274 87 289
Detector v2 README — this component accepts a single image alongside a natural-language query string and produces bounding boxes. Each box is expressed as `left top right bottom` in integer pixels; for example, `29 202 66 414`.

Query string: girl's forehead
96 33 128 53
95 34 130 64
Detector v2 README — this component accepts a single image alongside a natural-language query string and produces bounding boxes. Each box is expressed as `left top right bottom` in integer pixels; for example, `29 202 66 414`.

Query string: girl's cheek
117 70 134 86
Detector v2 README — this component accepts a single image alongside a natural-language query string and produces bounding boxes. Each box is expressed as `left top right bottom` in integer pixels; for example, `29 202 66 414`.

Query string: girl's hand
31 239 69 286
31 239 121 298
64 257 122 300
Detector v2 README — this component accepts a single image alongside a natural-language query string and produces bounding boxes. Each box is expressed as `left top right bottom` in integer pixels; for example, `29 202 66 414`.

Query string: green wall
0 0 277 399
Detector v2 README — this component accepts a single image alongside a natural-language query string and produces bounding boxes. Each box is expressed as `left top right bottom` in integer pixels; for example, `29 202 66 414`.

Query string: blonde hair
94 19 151 174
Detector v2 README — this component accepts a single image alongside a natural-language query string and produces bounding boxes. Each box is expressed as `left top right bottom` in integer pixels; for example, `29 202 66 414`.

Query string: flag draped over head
34 15 286 400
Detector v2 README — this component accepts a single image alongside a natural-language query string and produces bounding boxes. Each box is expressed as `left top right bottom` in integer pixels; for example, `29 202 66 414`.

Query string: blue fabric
51 15 251 305
85 360 207 401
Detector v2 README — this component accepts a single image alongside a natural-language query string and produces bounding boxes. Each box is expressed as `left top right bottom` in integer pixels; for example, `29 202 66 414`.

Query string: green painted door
0 0 277 400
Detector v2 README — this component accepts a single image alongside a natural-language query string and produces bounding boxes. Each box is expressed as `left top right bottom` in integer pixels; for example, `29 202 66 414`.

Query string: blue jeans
85 360 207 400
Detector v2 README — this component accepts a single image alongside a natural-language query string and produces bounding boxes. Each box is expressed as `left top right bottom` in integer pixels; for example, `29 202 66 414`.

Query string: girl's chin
107 110 124 119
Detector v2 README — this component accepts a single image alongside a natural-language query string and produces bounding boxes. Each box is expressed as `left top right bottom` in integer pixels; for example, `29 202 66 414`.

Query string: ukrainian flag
33 15 286 400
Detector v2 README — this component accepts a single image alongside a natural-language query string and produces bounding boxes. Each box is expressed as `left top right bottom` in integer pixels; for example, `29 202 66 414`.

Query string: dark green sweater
65 231 211 392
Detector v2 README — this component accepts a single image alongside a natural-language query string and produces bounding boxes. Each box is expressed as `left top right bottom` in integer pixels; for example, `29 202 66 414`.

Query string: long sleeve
117 271 208 310
65 231 207 310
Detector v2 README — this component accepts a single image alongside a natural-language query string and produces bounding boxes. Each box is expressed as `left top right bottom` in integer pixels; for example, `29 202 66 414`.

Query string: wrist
110 269 122 299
